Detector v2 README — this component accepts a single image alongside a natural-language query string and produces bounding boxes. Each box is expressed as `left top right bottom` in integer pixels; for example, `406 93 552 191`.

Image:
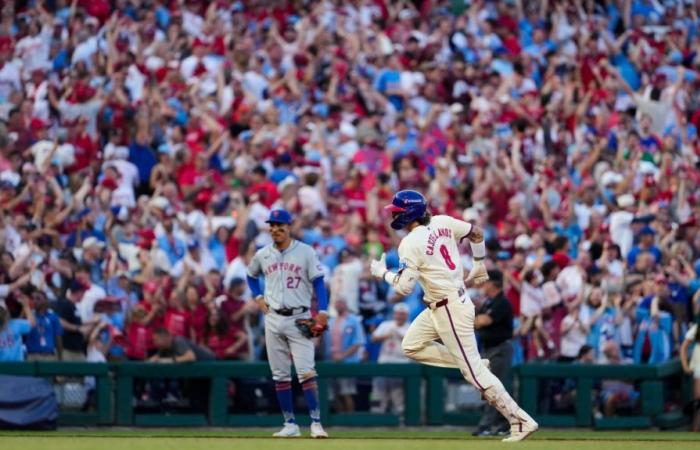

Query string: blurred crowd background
1 0 700 417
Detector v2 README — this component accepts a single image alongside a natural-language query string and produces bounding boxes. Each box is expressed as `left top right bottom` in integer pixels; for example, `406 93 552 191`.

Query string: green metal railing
515 360 691 430
0 360 689 428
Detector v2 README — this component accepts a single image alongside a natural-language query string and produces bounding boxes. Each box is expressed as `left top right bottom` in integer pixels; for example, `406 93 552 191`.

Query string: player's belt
273 306 309 316
425 287 466 310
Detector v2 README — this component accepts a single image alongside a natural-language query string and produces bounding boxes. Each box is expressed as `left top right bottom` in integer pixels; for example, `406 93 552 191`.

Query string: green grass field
1 429 700 450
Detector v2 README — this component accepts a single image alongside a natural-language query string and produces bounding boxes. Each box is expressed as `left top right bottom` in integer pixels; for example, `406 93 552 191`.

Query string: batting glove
465 260 489 286
370 253 387 278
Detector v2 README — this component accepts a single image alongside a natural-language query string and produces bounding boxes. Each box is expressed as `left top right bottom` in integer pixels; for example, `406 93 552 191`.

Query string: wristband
470 240 486 260
383 270 396 285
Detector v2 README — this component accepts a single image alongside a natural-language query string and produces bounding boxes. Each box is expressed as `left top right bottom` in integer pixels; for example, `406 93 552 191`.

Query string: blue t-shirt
326 314 366 363
374 69 403 111
626 245 662 267
26 311 63 355
0 319 32 362
129 142 158 186
208 237 227 271
302 231 346 270
157 235 186 266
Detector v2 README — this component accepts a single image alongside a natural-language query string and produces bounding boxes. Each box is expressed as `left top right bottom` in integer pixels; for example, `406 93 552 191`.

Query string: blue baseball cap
640 226 656 236
266 209 293 225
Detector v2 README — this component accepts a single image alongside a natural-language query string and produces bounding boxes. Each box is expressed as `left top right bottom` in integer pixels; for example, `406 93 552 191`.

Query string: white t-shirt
298 185 326 216
15 27 52 74
330 259 363 314
72 36 99 66
520 282 544 318
77 284 107 324
106 160 139 208
609 210 634 258
170 252 217 278
560 314 587 358
398 215 471 303
556 266 584 302
373 319 410 363
0 60 22 101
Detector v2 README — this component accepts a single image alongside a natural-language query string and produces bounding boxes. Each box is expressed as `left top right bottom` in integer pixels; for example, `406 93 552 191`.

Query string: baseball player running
370 190 538 442
247 209 330 438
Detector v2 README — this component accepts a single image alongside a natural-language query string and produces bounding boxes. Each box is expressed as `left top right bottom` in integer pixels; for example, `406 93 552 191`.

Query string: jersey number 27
286 276 301 289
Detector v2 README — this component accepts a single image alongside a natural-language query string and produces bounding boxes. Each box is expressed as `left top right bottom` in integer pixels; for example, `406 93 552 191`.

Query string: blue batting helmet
385 190 427 230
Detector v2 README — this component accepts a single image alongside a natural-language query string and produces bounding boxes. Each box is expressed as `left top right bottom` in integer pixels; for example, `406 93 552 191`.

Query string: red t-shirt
205 331 237 360
188 303 209 343
164 308 191 338
140 300 165 328
68 132 97 173
246 180 280 208
221 298 245 333
126 322 152 360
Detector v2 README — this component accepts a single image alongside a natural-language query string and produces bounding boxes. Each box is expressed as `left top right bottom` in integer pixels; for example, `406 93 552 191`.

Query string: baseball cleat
310 422 328 438
273 422 301 437
502 417 538 442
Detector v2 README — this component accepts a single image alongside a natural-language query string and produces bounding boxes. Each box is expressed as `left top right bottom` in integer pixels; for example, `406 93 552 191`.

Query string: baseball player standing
369 190 538 442
246 209 330 438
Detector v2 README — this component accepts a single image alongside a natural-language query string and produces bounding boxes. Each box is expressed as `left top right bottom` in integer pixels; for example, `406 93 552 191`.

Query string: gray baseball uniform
247 240 324 382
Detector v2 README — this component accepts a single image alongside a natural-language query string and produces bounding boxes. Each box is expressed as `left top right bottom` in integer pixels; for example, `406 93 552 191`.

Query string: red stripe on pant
275 382 292 391
444 305 485 391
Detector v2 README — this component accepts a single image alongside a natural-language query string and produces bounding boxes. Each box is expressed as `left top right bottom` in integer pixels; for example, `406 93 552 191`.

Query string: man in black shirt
473 270 514 437
52 280 90 361
150 328 215 362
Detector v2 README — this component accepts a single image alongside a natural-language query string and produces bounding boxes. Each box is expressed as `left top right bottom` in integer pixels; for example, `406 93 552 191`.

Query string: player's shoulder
430 214 458 225
253 244 273 258
293 240 315 254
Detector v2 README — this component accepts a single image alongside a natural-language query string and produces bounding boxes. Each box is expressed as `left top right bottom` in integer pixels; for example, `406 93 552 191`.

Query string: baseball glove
295 318 328 338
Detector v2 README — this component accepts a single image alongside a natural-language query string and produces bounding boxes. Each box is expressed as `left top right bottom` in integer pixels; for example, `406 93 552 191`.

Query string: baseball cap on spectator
137 239 153 250
639 226 656 236
101 177 119 190
150 196 170 210
462 208 479 223
617 194 635 208
82 237 105 250
514 234 533 251
394 303 410 314
601 171 624 187
266 209 293 225
228 277 245 290
187 239 200 250
551 252 570 269
30 117 48 132
138 229 156 241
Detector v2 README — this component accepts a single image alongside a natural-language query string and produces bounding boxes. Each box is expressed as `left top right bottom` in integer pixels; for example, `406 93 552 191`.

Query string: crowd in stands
1 0 700 415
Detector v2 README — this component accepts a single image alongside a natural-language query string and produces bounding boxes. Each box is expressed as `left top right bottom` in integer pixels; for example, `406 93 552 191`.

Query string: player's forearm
384 269 417 296
465 224 486 261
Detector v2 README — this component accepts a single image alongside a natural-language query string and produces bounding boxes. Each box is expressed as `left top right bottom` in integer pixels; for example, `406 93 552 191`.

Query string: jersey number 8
439 244 456 270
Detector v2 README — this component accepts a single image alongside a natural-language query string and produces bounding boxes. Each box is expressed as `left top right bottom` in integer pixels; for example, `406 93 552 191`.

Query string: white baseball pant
401 295 534 427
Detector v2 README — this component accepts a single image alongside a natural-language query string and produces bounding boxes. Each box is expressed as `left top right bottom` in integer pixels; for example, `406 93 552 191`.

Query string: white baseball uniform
388 215 536 432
